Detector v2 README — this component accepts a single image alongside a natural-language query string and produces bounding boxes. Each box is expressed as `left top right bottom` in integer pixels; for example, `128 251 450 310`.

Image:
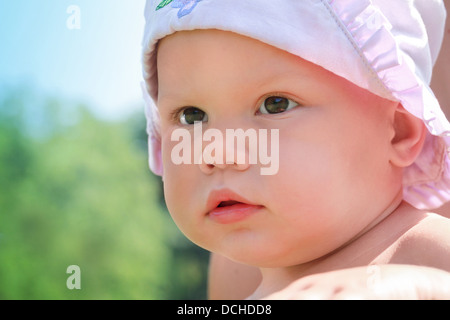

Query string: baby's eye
179 107 208 125
258 96 299 114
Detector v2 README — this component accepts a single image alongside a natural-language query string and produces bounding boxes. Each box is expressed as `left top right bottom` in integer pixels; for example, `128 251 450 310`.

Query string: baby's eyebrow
250 73 311 98
157 66 311 106
157 90 197 109
157 85 184 101
157 94 180 108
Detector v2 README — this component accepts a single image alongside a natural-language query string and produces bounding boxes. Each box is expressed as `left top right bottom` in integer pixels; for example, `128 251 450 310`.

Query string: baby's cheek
160 142 190 215
162 168 183 217
278 137 334 186
274 133 362 226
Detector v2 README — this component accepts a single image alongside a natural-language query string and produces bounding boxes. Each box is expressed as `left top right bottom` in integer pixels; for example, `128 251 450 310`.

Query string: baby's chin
217 246 321 270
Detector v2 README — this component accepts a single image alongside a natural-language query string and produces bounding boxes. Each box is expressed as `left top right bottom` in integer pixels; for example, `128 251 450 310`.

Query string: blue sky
0 0 146 120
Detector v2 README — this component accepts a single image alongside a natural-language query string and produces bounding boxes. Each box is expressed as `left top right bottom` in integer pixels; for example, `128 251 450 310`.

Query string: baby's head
141 0 450 267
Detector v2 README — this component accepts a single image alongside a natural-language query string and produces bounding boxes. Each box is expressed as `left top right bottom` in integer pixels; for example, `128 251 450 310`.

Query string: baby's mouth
217 200 241 207
209 201 263 224
206 189 263 224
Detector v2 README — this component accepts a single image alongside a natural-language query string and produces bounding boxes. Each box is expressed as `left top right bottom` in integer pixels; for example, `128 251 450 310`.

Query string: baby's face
156 30 400 267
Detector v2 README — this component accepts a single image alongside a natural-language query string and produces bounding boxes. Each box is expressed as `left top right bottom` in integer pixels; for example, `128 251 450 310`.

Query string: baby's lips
205 188 261 214
208 202 263 224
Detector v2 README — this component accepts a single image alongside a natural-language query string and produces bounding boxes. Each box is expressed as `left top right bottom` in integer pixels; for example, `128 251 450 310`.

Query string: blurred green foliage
0 86 209 299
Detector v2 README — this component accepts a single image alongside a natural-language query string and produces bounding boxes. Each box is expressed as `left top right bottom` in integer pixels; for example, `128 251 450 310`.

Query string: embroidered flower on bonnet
156 0 202 18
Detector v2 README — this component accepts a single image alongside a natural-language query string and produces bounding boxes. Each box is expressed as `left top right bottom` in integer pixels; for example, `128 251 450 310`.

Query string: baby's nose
199 142 251 174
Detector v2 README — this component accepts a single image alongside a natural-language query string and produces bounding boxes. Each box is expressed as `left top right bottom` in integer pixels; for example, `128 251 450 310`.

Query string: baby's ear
389 105 427 168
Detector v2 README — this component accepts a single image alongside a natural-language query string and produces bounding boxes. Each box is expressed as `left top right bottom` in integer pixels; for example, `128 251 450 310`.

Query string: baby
141 0 450 299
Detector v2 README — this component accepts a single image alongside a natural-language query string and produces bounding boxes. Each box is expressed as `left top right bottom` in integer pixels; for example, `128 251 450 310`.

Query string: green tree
0 88 209 299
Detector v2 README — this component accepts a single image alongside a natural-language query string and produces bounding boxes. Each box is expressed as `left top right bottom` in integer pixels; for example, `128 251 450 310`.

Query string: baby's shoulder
394 213 450 271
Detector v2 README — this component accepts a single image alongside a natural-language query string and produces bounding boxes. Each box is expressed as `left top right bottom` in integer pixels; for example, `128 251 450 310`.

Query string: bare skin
155 28 450 300
210 202 450 299
433 2 450 219
209 8 450 299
